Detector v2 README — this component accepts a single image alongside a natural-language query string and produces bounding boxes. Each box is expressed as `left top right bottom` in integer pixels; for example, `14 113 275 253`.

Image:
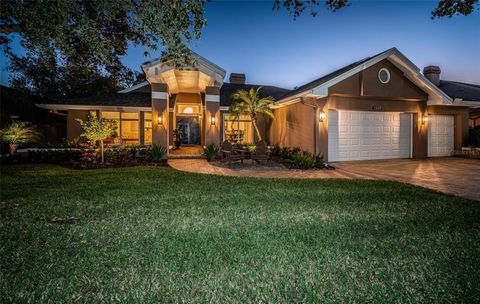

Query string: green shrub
146 144 167 162
204 144 220 161
272 146 325 169
469 126 480 147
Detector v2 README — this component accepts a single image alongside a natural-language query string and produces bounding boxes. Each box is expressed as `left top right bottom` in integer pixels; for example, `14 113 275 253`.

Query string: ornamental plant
229 87 275 142
76 116 117 163
0 121 40 155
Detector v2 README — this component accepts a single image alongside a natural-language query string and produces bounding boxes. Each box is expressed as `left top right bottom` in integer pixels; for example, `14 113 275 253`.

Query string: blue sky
1 0 479 88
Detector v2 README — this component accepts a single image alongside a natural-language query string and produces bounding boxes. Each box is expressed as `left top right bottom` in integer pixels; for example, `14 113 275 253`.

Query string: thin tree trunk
100 140 104 163
252 119 262 142
9 143 18 155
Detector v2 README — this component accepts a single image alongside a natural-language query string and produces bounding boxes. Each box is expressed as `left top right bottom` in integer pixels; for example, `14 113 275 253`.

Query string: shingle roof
41 92 151 107
437 80 480 102
219 83 291 107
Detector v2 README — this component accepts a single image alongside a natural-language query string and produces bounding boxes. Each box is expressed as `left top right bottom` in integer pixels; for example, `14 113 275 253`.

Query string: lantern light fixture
421 114 428 125
157 115 164 125
319 111 326 122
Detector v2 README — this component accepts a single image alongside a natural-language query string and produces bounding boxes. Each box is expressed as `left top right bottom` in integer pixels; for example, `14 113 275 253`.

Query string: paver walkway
169 157 480 201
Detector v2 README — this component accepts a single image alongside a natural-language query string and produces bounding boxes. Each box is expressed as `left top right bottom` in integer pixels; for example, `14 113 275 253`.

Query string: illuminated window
101 111 120 144
223 114 253 144
144 112 152 144
101 111 139 145
177 104 200 115
120 112 139 144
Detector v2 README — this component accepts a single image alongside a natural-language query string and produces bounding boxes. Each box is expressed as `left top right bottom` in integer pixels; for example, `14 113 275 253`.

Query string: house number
372 105 382 111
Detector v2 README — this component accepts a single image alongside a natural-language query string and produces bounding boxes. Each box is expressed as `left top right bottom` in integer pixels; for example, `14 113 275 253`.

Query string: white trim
118 81 149 93
152 91 168 99
275 48 453 107
206 94 220 102
220 106 229 111
36 104 151 112
378 68 391 84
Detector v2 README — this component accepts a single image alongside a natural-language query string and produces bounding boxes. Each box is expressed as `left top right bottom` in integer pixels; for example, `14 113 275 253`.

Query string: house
36 48 476 162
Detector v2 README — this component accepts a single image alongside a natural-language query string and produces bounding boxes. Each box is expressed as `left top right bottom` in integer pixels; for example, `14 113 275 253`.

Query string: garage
428 115 454 157
328 110 412 162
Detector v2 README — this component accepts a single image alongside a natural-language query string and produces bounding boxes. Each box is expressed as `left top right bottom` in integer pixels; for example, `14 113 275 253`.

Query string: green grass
1 164 479 303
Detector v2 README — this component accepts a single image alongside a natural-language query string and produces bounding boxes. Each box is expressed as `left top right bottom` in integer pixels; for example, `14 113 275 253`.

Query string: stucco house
37 48 478 162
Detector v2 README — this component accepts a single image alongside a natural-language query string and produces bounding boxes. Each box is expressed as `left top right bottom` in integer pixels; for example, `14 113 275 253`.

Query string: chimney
423 65 441 86
229 73 246 85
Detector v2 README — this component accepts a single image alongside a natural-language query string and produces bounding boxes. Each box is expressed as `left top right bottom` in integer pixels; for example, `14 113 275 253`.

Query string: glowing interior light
183 107 193 114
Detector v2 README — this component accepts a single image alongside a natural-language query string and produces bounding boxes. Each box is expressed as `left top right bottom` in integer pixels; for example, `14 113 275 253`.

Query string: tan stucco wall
329 59 428 101
67 110 89 141
269 102 315 152
151 83 169 152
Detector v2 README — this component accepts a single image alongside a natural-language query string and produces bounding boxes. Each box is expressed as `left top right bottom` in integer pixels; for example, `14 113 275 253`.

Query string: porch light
157 115 164 125
210 116 216 126
421 114 428 125
319 111 326 122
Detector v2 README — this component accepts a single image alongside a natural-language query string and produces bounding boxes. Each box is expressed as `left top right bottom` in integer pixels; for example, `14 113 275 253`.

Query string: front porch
169 145 205 159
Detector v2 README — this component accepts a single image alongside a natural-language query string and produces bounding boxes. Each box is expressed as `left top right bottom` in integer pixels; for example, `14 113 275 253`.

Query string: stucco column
151 83 169 153
205 86 221 145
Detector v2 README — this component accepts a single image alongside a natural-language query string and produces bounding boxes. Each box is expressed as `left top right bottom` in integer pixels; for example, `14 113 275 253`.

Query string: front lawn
1 164 479 302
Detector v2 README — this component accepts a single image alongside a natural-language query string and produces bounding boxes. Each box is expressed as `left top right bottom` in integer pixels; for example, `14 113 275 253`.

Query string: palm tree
229 87 275 142
0 121 40 155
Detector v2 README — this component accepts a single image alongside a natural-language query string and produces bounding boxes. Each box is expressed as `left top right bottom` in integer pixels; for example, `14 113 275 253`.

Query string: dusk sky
1 0 479 88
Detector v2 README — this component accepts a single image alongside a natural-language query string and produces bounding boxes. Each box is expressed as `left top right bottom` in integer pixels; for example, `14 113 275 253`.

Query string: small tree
76 116 117 163
229 87 275 142
0 121 40 155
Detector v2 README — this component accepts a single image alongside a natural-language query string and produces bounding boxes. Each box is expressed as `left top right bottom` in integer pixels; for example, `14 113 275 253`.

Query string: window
177 104 200 115
101 111 120 144
378 68 391 84
223 114 253 143
144 112 152 144
100 111 139 145
121 112 139 144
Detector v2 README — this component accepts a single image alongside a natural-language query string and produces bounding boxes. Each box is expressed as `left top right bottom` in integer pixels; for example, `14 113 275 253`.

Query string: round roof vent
378 68 391 84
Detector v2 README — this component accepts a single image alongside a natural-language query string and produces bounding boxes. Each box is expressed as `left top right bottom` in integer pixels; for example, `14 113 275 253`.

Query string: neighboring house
36 48 475 162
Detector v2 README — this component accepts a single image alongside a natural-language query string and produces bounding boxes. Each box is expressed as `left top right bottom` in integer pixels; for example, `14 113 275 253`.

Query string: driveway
334 157 480 201
169 157 480 201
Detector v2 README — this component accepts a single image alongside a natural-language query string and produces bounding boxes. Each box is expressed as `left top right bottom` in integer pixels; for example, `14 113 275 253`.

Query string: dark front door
176 116 201 145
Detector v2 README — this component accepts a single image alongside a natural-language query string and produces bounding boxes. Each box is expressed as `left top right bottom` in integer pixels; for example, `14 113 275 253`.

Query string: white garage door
328 110 412 162
428 115 454 157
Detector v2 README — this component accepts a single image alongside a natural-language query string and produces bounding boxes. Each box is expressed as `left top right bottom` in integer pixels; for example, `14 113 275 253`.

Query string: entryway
176 116 201 145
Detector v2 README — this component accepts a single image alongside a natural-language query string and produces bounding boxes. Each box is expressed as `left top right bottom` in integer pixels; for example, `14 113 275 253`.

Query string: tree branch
0 23 23 34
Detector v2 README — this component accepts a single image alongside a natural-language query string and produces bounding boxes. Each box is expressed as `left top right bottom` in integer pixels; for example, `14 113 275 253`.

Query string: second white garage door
428 115 454 157
328 110 412 162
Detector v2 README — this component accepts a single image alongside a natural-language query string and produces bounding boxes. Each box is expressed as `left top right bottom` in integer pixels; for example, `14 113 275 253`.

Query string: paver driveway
334 157 480 201
170 157 479 201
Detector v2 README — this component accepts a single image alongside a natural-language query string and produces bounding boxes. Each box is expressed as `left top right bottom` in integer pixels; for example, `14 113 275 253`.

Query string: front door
176 116 201 145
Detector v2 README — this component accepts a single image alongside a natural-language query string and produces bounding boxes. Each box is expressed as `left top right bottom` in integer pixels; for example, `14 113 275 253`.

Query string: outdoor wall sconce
319 111 326 122
421 114 428 125
210 116 216 126
157 115 164 125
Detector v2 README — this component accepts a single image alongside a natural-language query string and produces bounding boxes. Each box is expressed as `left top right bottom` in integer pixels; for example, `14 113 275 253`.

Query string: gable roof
275 47 452 106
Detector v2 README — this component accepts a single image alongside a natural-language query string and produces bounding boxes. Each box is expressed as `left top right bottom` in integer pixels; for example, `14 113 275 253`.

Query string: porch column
205 86 221 145
151 83 169 153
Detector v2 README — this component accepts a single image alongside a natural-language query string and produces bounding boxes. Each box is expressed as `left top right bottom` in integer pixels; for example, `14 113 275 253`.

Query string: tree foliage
273 0 478 19
0 121 40 145
76 116 117 162
76 116 117 144
229 87 275 142
0 0 207 67
8 50 145 99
